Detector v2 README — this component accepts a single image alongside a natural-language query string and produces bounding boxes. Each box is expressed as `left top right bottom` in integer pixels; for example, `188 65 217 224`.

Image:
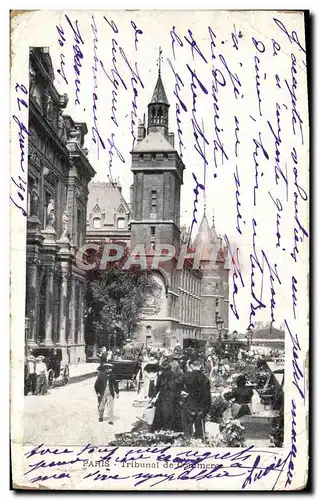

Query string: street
23 376 143 446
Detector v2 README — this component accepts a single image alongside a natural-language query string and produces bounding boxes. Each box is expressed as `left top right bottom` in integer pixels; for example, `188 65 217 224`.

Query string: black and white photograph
10 8 309 491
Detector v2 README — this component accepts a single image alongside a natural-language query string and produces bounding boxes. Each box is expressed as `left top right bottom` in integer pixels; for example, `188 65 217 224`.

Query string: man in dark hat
180 359 211 440
94 363 119 423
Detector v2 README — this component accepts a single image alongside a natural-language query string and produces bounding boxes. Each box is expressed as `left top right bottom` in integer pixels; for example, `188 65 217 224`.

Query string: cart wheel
47 369 54 389
62 366 69 385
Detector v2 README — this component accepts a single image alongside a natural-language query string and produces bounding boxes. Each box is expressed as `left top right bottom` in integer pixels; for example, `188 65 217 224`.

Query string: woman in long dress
223 374 254 419
143 354 159 399
152 361 183 432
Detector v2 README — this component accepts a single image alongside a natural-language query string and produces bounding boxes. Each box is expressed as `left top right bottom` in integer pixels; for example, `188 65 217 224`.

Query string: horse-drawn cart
111 359 139 390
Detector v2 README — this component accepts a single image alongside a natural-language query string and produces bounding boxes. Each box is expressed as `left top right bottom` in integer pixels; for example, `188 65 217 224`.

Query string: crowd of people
24 354 49 396
94 343 257 440
141 350 257 439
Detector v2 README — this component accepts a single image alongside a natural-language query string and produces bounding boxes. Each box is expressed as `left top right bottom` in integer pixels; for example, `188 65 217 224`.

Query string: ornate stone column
79 282 86 345
28 261 39 346
43 266 54 345
58 270 69 345
68 275 76 345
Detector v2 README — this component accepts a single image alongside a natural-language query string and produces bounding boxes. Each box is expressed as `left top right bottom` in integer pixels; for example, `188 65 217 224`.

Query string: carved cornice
29 143 64 182
68 144 96 179
29 103 69 158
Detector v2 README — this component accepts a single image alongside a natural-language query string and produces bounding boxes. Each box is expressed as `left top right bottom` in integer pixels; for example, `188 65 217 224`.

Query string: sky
10 9 309 334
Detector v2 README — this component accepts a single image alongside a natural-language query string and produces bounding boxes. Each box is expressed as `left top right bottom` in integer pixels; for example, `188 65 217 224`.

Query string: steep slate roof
133 131 175 153
149 74 169 105
193 212 212 248
211 215 219 242
193 211 220 261
87 181 130 225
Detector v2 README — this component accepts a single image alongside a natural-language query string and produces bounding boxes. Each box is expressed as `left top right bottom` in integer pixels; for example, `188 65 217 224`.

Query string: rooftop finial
203 203 206 215
157 46 163 75
212 208 215 228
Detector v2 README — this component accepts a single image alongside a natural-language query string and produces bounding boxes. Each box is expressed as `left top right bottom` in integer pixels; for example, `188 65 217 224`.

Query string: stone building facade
86 67 229 350
86 179 130 245
25 47 95 364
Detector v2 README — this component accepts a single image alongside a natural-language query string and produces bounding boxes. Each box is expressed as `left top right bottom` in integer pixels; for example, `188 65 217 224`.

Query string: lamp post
146 325 152 351
246 329 253 351
216 314 223 341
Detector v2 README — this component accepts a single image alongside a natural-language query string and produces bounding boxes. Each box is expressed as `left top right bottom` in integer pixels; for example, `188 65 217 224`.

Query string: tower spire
157 46 163 75
147 50 170 138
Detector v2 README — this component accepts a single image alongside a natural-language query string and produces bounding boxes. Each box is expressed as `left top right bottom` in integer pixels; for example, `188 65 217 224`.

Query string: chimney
116 176 122 193
168 132 175 148
137 116 146 143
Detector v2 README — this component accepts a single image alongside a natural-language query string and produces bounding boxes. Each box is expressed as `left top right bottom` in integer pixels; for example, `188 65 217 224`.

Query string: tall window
150 226 155 236
77 209 82 247
93 217 101 229
43 190 51 228
151 190 157 212
117 218 125 229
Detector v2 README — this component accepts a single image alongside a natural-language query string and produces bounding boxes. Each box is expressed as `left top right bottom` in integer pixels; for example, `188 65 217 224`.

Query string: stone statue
46 198 55 228
69 126 83 147
45 93 54 121
61 210 69 239
57 111 68 144
29 65 36 98
30 178 40 217
59 93 69 109
180 224 189 244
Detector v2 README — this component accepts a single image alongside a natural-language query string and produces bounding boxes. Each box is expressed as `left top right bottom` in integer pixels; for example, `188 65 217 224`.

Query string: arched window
117 217 125 229
158 106 163 123
93 217 101 229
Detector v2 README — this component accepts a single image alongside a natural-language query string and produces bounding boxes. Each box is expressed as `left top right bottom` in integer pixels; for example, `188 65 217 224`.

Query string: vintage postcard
10 9 309 491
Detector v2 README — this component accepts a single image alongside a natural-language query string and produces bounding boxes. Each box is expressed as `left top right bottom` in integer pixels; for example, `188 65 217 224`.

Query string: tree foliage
87 262 161 344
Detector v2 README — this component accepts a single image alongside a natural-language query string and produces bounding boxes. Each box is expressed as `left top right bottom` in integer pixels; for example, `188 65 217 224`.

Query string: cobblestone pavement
23 377 144 446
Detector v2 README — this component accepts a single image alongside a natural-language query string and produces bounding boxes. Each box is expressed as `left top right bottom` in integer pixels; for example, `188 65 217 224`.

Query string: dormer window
117 217 125 229
93 217 101 229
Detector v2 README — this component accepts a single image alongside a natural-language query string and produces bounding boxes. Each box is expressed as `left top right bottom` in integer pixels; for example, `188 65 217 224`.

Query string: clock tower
130 57 185 252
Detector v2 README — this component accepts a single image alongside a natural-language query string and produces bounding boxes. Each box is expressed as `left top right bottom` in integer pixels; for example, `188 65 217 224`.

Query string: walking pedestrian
152 357 183 432
180 359 212 440
94 363 119 424
25 355 36 395
35 356 48 395
97 346 108 365
143 353 159 399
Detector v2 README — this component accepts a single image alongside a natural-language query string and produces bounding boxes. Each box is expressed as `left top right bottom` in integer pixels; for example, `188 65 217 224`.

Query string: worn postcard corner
10 8 309 492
